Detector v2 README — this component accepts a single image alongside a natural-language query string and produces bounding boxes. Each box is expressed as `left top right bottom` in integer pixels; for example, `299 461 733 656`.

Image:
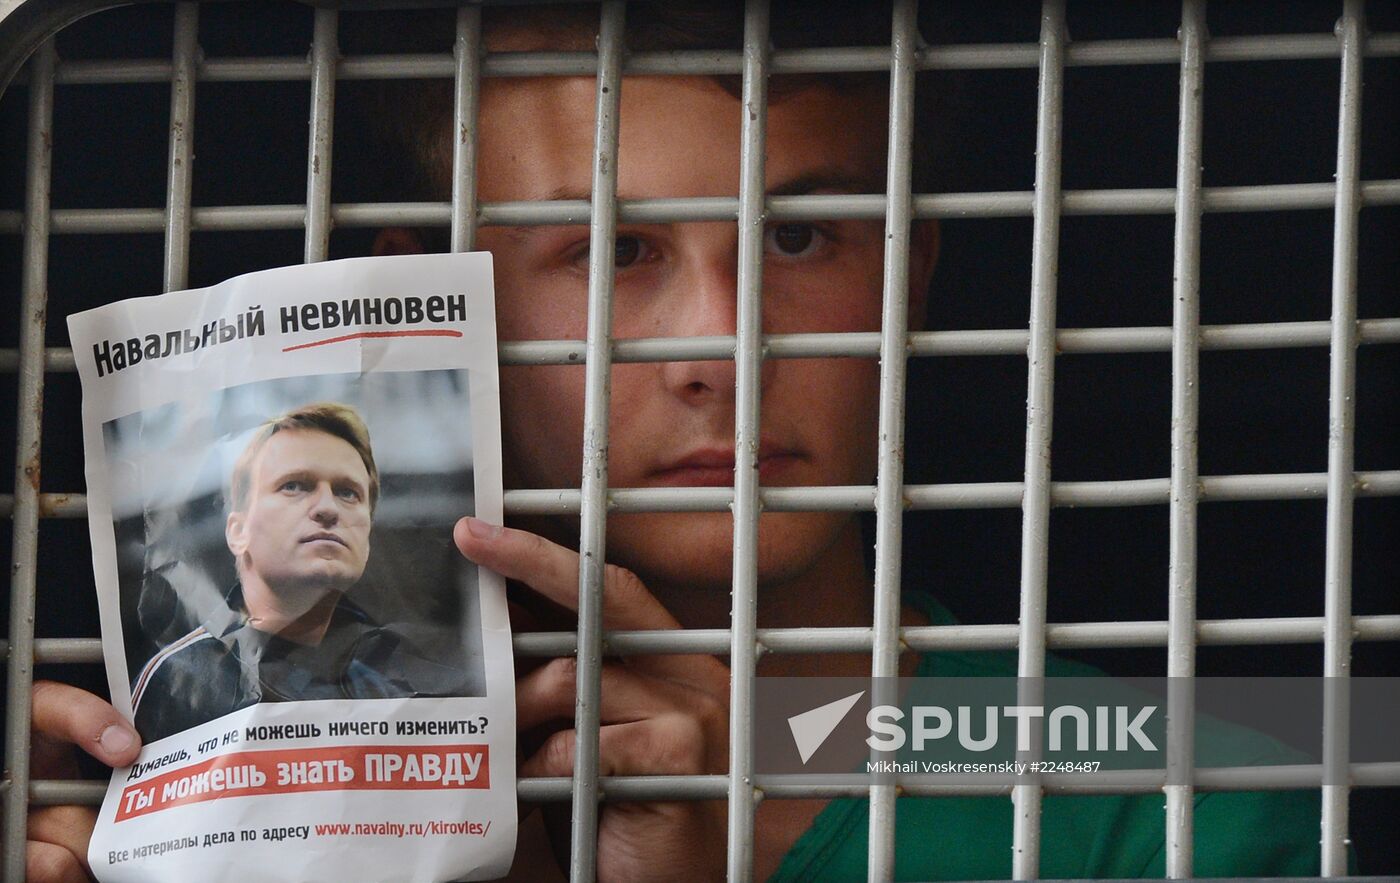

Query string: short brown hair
360 1 942 208
228 402 380 514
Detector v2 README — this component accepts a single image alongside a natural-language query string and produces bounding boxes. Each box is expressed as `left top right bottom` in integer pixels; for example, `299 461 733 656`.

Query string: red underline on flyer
282 330 464 352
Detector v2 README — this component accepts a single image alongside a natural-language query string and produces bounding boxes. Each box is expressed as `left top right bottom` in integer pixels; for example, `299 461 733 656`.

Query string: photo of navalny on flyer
68 253 515 883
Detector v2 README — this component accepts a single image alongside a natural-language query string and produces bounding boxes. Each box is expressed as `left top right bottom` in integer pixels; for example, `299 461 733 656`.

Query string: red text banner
116 744 490 821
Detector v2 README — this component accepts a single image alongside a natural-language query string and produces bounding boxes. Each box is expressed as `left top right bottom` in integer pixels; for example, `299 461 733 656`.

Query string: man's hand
454 517 730 882
27 681 141 882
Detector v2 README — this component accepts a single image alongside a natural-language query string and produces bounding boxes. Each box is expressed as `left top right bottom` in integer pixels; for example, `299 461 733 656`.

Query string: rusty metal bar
2 37 55 883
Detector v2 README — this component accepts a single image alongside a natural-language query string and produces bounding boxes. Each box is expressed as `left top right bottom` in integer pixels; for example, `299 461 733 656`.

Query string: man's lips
300 531 348 548
648 443 802 487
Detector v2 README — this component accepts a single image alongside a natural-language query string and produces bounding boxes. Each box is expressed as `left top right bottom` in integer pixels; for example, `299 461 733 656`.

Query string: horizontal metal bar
16 638 103 663
521 775 727 802
6 318 1400 380
33 50 760 84
4 469 1400 523
6 638 105 663
918 33 1400 69
14 32 1400 88
5 179 1400 236
577 311 1400 360
0 347 74 372
520 614 1400 657
0 493 86 516
505 470 1400 513
28 780 109 804
27 760 1400 807
9 612 1398 667
766 761 1400 797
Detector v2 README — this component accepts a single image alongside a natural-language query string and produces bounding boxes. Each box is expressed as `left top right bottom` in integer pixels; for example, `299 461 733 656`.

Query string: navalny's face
225 428 373 602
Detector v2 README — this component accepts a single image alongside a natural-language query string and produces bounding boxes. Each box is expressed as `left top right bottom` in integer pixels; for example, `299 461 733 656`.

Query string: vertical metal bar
1321 0 1364 874
1165 1 1206 876
2 39 55 883
450 4 482 253
569 4 625 881
303 7 338 264
1012 1 1066 878
727 0 770 879
163 3 199 292
867 1 919 880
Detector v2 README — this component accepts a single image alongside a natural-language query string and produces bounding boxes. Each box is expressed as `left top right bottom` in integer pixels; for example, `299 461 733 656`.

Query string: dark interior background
1 0 1397 874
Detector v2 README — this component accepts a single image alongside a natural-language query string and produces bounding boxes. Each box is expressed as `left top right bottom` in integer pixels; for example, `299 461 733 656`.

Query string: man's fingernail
100 724 136 755
466 517 503 540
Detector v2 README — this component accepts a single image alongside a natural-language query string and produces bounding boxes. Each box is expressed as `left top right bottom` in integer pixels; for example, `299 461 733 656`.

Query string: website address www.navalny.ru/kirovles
313 820 492 839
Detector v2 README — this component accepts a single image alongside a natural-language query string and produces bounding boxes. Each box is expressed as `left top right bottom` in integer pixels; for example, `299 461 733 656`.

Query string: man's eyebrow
266 467 312 485
551 171 884 201
545 185 591 202
766 171 884 197
267 467 364 488
492 172 882 242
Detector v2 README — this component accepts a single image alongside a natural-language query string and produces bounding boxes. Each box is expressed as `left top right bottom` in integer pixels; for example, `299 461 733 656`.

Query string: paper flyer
69 253 516 882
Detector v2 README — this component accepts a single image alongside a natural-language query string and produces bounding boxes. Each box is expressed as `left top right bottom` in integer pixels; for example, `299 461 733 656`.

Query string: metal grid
1 0 1398 880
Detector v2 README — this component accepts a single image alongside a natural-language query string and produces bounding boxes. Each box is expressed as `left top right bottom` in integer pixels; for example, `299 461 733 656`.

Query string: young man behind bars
27 3 1324 880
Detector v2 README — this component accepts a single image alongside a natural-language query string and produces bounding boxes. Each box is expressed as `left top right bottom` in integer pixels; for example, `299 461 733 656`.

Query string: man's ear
907 220 939 332
373 227 427 257
226 511 248 558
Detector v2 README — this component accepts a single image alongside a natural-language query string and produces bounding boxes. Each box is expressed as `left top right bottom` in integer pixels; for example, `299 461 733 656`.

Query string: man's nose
308 483 339 523
659 255 777 405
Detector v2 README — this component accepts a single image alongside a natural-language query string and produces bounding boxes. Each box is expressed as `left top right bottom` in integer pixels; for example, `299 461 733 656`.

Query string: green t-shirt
771 596 1326 881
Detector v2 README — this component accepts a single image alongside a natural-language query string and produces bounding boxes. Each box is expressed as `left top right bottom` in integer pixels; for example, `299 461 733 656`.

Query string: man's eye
615 236 642 268
335 487 361 502
280 480 308 493
765 223 819 257
570 234 651 271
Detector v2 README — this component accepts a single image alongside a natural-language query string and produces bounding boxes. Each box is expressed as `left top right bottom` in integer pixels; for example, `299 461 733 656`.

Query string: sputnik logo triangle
787 691 865 764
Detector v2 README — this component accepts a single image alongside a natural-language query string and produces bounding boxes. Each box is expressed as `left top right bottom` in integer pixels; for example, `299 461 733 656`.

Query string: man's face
225 428 373 597
475 73 934 591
